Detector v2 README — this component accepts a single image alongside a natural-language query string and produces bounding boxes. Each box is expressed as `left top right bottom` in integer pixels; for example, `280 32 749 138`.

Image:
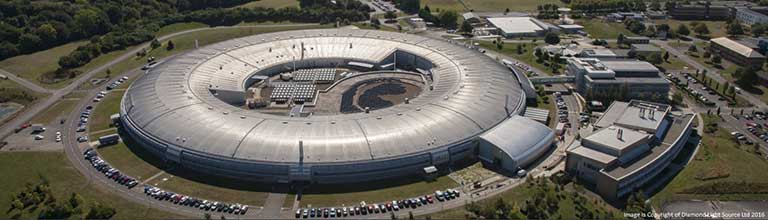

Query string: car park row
83 148 139 188
142 185 250 215
294 189 460 218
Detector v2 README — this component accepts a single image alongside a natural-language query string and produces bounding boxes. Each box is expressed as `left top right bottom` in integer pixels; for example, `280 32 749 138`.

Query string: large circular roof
121 29 525 164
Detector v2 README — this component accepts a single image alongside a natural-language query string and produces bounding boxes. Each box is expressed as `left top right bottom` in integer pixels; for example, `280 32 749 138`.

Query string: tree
459 20 473 35
408 211 414 220
723 82 730 93
694 23 710 37
657 24 671 33
398 0 421 14
166 40 175 50
711 55 721 64
647 53 663 65
505 8 510 14
35 24 59 46
752 24 766 37
385 11 397 20
517 44 524 55
663 51 670 61
735 67 758 88
677 24 690 36
688 44 698 53
150 39 161 49
672 92 684 106
727 22 744 36
86 202 116 219
438 10 458 29
73 8 110 37
617 33 625 45
19 34 42 53
391 212 397 219
544 32 560 45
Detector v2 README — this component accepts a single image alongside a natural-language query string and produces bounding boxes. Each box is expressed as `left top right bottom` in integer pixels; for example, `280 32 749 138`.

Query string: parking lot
666 71 731 108
294 189 461 218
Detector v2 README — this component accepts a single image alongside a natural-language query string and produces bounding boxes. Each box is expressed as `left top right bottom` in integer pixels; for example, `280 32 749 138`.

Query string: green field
464 0 562 12
298 175 458 208
0 41 87 88
88 90 124 133
652 20 728 39
235 0 299 9
0 152 180 219
30 99 79 124
477 41 550 74
651 114 768 208
658 49 691 72
421 0 467 12
422 178 620 219
0 80 47 105
578 19 637 39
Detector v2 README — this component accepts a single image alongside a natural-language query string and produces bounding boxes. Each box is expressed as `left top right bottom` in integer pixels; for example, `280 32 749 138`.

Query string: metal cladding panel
123 29 526 167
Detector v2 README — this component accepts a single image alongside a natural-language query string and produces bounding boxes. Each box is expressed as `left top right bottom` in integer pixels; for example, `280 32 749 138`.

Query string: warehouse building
566 58 670 102
565 100 695 201
487 17 555 37
710 37 766 69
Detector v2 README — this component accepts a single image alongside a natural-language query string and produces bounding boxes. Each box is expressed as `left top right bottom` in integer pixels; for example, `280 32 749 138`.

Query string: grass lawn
235 0 299 9
478 41 554 75
155 22 209 37
421 179 620 219
658 49 692 72
464 0 562 12
298 175 458 208
88 90 124 133
0 80 47 104
0 152 181 219
147 169 271 206
651 114 768 208
577 19 636 39
0 41 87 88
421 0 467 12
30 99 79 124
96 136 165 182
652 19 728 39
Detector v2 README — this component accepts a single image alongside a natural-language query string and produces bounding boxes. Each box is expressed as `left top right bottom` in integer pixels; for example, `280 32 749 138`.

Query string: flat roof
711 37 766 58
584 126 650 151
569 143 617 164
594 100 670 133
558 24 584 29
601 60 659 72
487 17 544 34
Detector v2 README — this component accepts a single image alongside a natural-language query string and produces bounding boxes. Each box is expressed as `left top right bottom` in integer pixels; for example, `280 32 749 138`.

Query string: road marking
141 171 166 184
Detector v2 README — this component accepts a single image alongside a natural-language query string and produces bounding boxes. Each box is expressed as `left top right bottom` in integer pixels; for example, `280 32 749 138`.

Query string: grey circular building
120 29 530 184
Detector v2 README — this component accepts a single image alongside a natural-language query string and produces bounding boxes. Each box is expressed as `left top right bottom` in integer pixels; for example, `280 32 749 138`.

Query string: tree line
0 0 371 69
8 178 116 219
568 0 646 14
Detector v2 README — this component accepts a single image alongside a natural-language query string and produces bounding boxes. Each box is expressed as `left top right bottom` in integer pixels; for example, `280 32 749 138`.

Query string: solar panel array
293 68 336 82
270 83 317 102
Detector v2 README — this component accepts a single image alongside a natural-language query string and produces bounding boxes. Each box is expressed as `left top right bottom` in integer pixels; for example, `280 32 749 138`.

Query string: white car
34 135 44 140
